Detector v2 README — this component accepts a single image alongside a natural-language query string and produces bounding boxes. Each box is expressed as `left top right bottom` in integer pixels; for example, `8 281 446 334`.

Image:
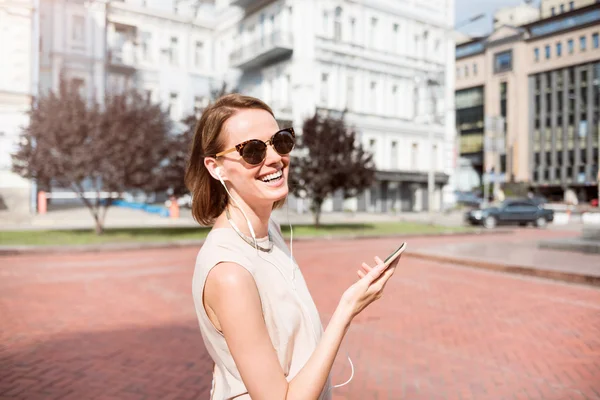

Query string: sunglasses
215 127 295 165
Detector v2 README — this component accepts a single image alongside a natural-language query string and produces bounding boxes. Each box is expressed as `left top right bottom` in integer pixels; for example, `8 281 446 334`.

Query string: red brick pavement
1 229 599 399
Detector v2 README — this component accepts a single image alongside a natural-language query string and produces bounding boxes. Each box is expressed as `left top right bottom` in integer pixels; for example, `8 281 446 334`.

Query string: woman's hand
338 254 402 320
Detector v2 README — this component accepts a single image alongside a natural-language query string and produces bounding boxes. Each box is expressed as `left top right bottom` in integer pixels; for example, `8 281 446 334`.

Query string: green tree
12 78 172 234
290 111 375 227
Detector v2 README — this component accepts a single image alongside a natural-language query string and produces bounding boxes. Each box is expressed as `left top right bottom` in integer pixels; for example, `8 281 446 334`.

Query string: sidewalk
0 206 469 231
409 229 600 286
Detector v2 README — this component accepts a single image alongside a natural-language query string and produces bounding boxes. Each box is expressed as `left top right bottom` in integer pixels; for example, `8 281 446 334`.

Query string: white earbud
215 166 222 179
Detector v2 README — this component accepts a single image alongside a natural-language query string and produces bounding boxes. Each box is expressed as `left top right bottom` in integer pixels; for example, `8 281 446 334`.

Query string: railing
230 31 293 66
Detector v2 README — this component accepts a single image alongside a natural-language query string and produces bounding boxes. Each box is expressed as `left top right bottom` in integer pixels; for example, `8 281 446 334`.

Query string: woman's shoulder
195 228 254 274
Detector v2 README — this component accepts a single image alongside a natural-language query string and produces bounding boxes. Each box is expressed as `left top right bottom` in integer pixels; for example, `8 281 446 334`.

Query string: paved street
1 230 599 399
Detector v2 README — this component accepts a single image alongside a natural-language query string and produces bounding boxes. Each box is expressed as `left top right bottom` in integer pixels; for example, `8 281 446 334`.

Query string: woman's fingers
361 262 372 274
357 270 366 279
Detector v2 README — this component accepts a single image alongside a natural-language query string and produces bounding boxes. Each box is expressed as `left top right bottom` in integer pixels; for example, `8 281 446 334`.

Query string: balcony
230 31 293 70
107 46 137 73
231 0 276 9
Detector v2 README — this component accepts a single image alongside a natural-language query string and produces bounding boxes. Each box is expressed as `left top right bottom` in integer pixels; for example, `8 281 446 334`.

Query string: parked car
454 191 483 208
465 198 554 229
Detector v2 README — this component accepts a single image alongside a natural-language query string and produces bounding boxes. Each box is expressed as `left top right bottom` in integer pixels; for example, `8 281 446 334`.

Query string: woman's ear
204 157 223 181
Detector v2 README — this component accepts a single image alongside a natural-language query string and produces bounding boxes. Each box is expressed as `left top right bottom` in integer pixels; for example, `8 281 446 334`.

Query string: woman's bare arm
205 257 399 400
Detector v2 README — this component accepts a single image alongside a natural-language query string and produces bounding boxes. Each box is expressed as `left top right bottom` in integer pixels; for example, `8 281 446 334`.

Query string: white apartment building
39 0 217 128
217 0 456 212
0 0 39 215
104 0 217 125
1 0 456 215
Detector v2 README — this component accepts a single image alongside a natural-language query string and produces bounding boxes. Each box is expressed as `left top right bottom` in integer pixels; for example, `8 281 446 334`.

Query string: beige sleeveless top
192 219 332 400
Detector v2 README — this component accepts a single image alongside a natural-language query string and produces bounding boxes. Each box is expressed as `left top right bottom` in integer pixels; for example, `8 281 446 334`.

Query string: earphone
215 166 354 391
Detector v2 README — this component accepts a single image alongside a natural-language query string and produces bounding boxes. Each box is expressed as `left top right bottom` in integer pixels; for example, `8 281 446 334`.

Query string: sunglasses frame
215 127 295 164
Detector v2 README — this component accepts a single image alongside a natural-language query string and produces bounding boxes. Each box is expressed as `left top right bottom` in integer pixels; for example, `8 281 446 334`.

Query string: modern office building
493 2 539 30
455 3 600 201
221 0 456 212
540 0 595 18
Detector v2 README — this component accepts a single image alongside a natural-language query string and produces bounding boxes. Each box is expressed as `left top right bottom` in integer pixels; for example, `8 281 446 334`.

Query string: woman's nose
264 142 282 165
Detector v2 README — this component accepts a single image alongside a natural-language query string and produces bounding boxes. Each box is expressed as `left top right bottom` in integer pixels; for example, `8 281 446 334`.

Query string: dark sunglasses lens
273 130 295 155
242 140 267 164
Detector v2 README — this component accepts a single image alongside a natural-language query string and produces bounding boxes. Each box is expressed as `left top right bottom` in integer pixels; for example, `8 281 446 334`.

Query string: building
455 3 600 201
38 0 217 128
540 0 595 18
221 0 456 213
0 0 39 215
104 0 216 125
2 0 457 215
493 1 539 30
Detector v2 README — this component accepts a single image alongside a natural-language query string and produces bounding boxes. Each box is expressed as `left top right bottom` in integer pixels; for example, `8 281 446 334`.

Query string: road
1 230 599 399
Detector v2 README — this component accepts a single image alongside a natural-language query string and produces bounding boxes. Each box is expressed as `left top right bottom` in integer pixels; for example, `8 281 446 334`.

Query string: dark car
465 199 554 229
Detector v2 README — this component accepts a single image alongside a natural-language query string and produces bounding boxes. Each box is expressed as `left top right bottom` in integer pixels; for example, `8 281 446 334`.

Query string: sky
454 0 540 36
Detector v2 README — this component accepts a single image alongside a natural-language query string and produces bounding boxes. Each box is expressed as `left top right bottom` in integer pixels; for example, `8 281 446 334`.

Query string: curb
0 228 513 256
407 251 600 288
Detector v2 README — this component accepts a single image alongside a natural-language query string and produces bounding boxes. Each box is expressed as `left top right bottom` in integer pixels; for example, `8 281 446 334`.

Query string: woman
186 94 401 399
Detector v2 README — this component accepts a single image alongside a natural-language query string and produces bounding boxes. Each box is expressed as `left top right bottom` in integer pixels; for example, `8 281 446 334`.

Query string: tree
157 81 238 197
290 111 375 227
12 78 172 234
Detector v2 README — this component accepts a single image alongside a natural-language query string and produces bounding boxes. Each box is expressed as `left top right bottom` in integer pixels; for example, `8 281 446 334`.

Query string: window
581 35 587 50
473 63 477 75
569 1 574 10
545 45 551 59
411 143 419 170
169 92 179 120
557 42 562 57
370 17 378 48
551 7 556 16
391 141 398 169
321 73 329 104
194 41 204 68
593 33 599 48
370 81 378 113
391 85 398 114
456 41 484 58
560 4 565 13
456 66 462 78
530 8 600 37
350 18 356 42
534 47 540 61
369 139 377 158
494 50 512 73
423 30 429 59
334 7 342 41
346 76 354 109
169 37 178 65
464 65 469 77
392 23 399 52
322 11 328 34
72 15 85 43
140 31 151 61
568 38 574 53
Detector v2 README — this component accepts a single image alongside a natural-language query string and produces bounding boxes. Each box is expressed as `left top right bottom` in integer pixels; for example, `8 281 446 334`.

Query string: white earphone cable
217 170 354 391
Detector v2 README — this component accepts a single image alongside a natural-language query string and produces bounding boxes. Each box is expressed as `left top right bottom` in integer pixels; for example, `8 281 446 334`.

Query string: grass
0 222 472 247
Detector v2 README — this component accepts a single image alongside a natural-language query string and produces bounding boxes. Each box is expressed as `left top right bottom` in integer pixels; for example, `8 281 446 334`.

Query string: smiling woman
184 94 402 400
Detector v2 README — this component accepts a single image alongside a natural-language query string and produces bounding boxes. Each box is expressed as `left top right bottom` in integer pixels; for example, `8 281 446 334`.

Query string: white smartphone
382 242 407 269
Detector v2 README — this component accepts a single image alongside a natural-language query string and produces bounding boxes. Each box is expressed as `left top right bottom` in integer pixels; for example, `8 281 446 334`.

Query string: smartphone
382 242 407 269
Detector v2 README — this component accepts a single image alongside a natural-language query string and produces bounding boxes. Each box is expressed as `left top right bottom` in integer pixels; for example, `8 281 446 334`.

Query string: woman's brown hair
185 93 287 226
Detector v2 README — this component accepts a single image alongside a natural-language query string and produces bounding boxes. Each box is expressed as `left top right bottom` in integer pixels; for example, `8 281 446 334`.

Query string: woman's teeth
260 170 282 182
